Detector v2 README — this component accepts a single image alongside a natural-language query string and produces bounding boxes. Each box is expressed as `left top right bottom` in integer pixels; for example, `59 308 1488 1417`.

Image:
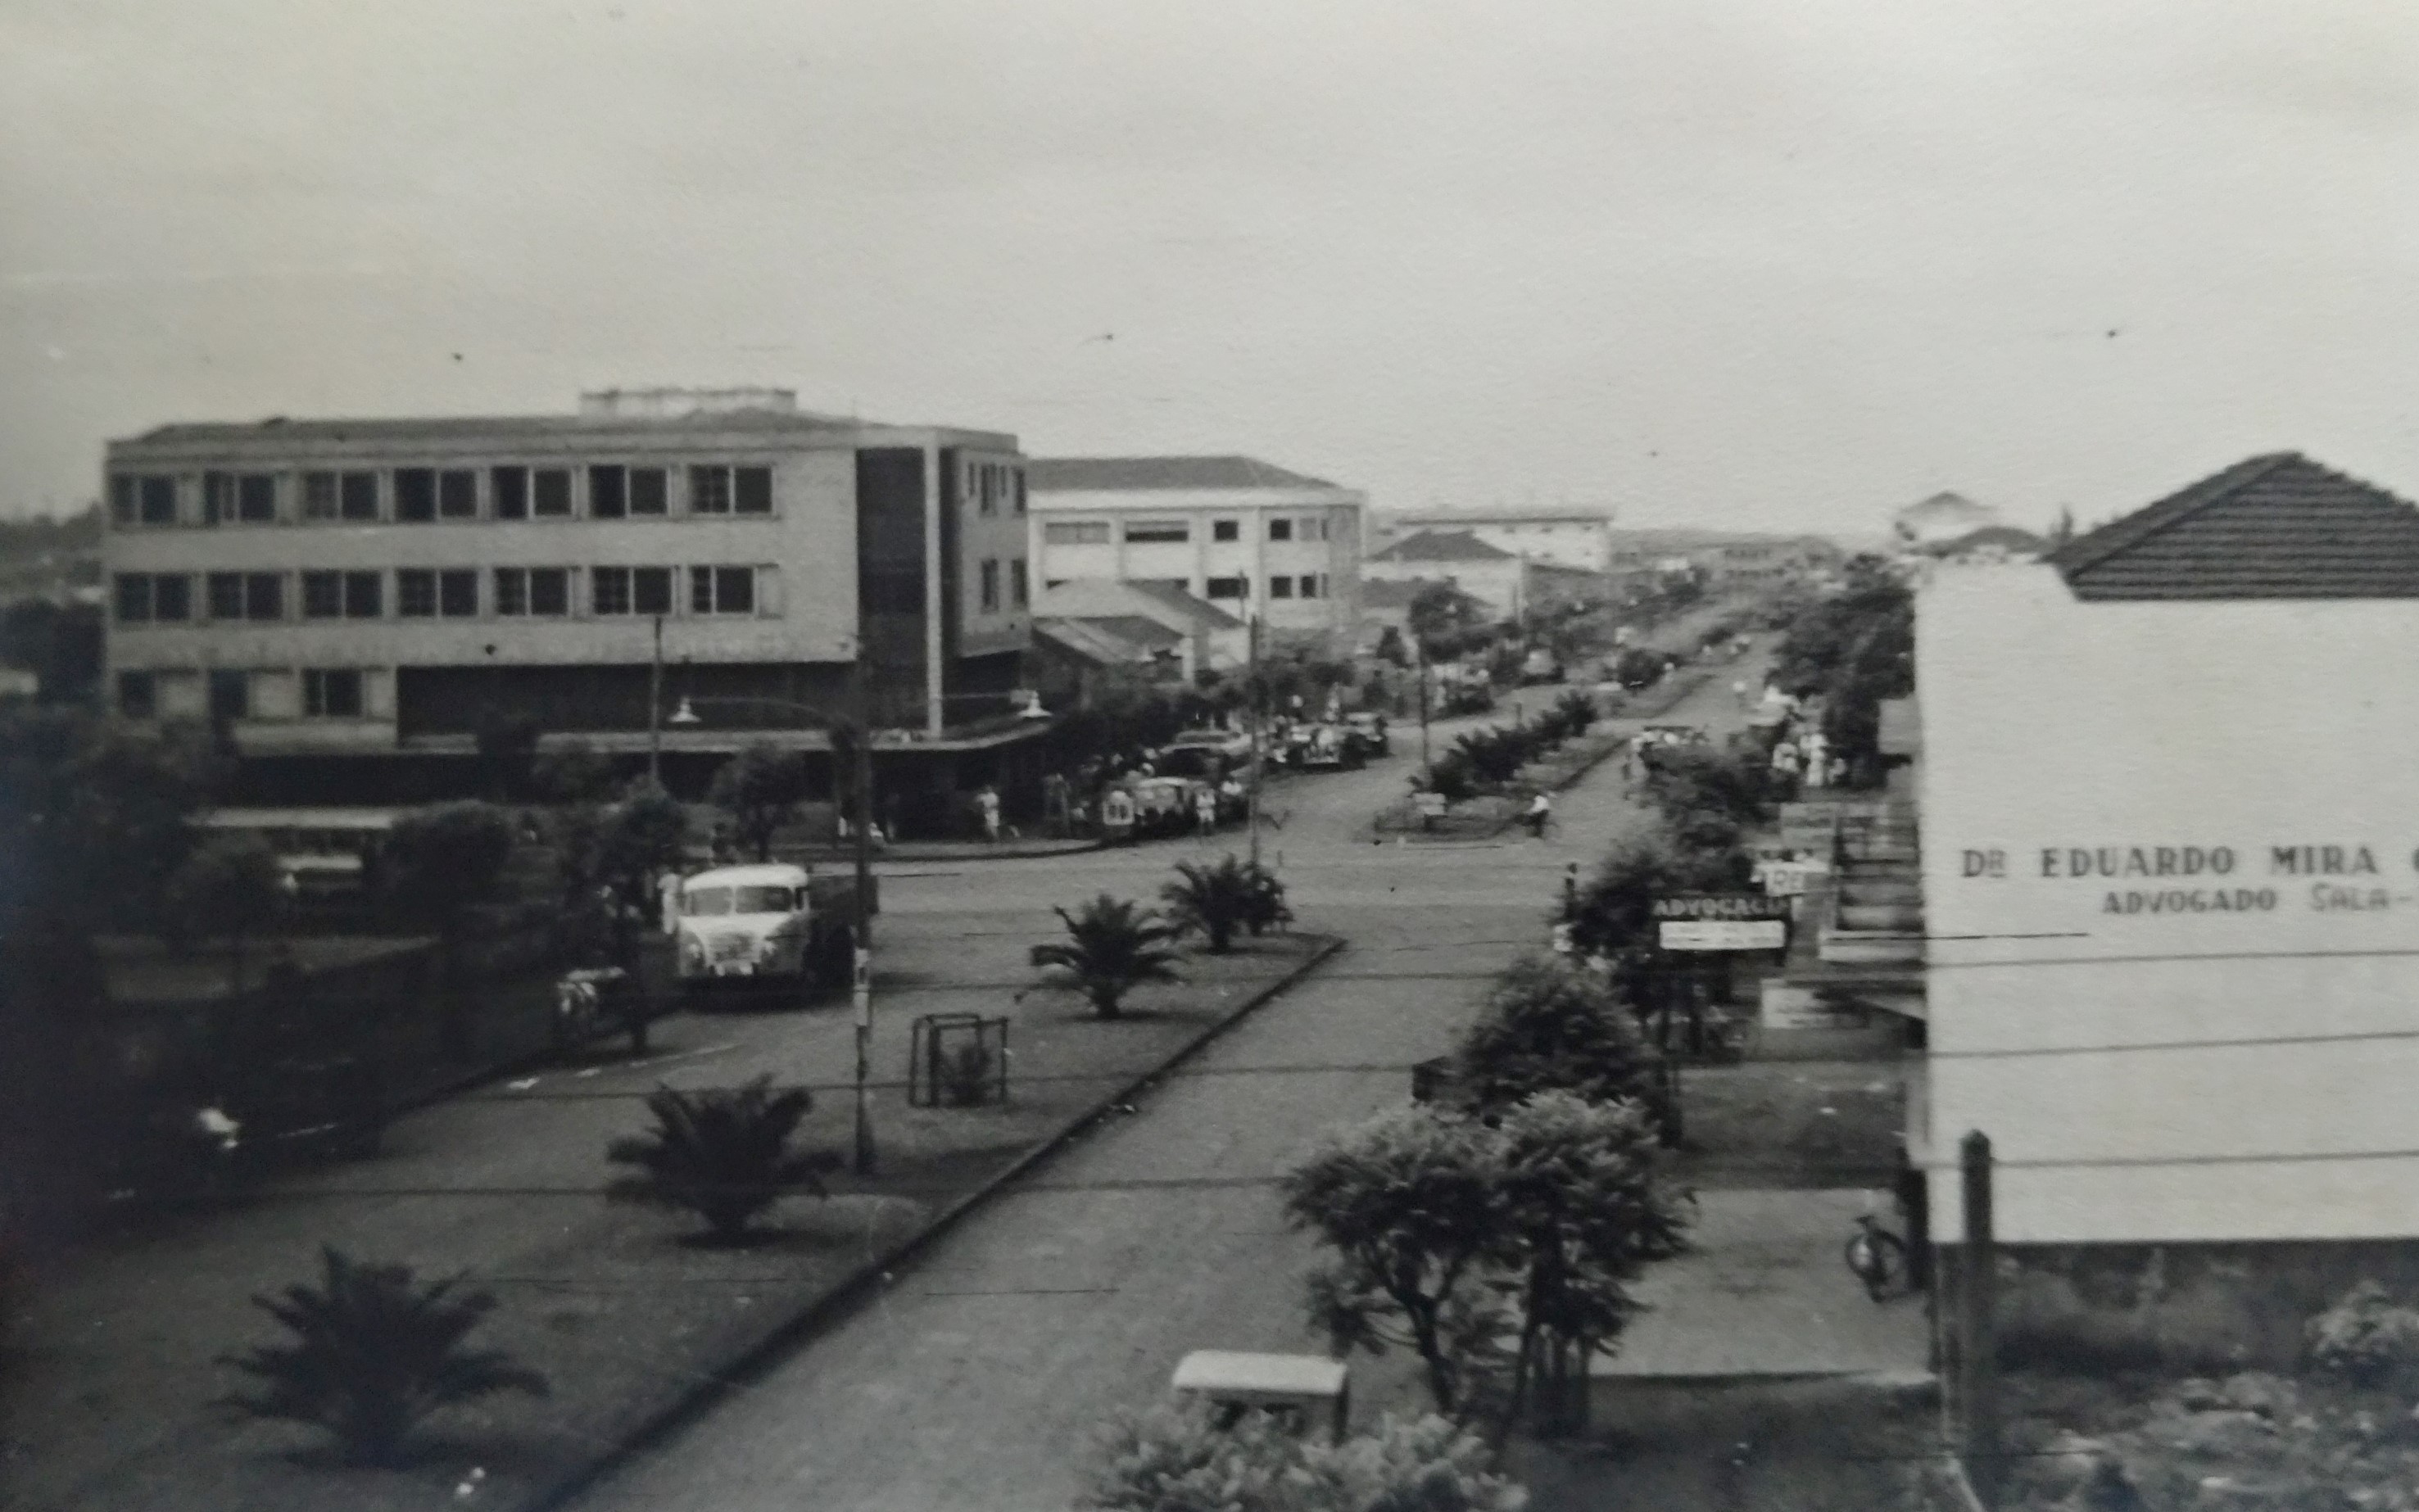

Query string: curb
786 837 1108 865
522 930 1348 1512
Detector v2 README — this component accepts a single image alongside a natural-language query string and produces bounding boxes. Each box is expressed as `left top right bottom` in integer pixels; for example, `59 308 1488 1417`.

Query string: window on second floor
438 469 478 519
690 564 757 615
208 572 285 621
1011 559 1029 609
589 465 627 519
396 570 438 618
629 467 668 516
592 566 674 617
1125 521 1189 544
1268 575 1295 599
1212 519 1239 542
1204 576 1247 600
395 469 438 523
495 567 571 617
114 573 193 623
111 474 180 526
1044 521 1109 545
1267 518 1293 541
979 559 999 613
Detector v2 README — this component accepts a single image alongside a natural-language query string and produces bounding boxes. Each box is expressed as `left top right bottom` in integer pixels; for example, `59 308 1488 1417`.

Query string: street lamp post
1246 613 1265 871
647 613 665 788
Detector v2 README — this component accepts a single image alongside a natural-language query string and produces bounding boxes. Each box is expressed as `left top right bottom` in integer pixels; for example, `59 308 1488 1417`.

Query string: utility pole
849 654 877 1176
1416 636 1432 779
647 613 665 787
1246 612 1264 871
1960 1131 2001 1505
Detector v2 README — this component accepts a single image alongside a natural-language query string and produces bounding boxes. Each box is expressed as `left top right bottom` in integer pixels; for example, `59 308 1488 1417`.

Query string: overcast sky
3 1 2415 536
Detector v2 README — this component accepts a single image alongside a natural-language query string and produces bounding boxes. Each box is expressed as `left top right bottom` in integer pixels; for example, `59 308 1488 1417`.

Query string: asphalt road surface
564 656 1769 1512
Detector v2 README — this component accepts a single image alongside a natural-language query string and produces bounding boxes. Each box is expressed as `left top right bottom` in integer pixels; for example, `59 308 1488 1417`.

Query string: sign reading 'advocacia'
1953 842 2416 917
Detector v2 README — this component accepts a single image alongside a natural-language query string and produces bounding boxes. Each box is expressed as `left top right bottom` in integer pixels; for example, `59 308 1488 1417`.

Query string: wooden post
1959 1130 2000 1506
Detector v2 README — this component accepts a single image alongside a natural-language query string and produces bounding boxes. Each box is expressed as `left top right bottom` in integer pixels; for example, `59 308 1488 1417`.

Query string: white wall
1918 564 2419 1244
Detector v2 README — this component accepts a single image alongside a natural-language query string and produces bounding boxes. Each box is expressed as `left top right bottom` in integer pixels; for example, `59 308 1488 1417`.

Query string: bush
1549 689 1596 740
1454 957 1665 1123
1032 895 1185 1018
605 1076 838 1243
1452 730 1527 786
1242 863 1292 938
1162 856 1260 953
219 1247 548 1466
1421 754 1479 806
1083 1400 1525 1512
2308 1281 2419 1388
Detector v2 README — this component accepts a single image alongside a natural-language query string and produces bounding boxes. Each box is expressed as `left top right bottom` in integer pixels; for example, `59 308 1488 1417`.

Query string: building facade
1026 455 1363 641
102 389 1040 808
1378 510 1615 573
1916 451 2419 1368
1361 530 1528 620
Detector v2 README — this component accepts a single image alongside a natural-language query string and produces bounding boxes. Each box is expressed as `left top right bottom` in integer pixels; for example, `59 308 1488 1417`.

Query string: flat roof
111 410 1018 455
1170 1351 1348 1397
1029 455 1348 493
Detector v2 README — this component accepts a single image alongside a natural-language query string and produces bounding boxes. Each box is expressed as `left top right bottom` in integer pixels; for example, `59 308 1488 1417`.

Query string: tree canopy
708 743 811 862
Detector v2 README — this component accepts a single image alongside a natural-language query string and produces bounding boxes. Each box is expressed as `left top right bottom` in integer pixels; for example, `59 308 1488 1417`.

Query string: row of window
118 667 366 721
1207 574 1330 601
113 564 773 624
967 460 1026 518
110 464 780 527
1042 515 1332 547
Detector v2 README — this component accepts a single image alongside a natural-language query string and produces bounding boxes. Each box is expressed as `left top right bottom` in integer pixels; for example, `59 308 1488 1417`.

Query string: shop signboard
1651 893 1791 952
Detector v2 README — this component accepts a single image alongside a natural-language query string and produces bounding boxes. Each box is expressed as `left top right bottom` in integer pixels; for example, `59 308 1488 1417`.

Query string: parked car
1293 724 1364 772
1343 711 1391 758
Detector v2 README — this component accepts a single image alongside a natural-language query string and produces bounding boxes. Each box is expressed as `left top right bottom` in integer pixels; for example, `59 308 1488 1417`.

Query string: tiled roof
1033 577 1246 632
2050 453 2419 600
1026 455 1343 492
1359 578 1438 609
1370 529 1515 564
1034 618 1180 667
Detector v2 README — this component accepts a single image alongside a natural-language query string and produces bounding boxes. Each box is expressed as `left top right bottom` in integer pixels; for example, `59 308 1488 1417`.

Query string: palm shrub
1084 1400 1524 1512
605 1076 838 1243
1552 689 1596 740
1242 862 1292 938
1032 895 1184 1019
1162 855 1258 953
1453 730 1526 786
218 1247 548 1467
1420 753 1479 806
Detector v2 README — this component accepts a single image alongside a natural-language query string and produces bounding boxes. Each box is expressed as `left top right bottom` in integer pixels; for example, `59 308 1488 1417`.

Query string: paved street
564 659 1771 1512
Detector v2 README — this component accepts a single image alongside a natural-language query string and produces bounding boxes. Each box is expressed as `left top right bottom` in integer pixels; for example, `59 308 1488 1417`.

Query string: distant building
1891 491 2003 550
102 388 1044 818
1377 510 1615 573
1361 530 1528 619
1026 456 1364 641
1909 524 2046 564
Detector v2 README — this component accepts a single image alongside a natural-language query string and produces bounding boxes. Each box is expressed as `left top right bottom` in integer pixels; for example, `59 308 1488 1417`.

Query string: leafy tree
1374 623 1411 668
1611 648 1665 690
1640 744 1773 833
1084 1401 1524 1512
1032 895 1184 1019
1162 855 1258 953
1408 582 1488 660
218 1247 548 1466
1548 689 1595 740
594 783 689 907
605 1076 837 1243
706 743 810 862
0 598 102 705
1452 729 1528 786
163 834 286 994
1453 957 1665 1121
0 706 224 934
1770 556 1913 785
1284 1104 1515 1416
1493 1093 1691 1433
532 740 623 806
380 802 517 1061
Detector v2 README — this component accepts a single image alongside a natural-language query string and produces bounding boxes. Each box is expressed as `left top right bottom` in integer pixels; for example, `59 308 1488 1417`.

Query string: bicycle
1844 1211 1909 1301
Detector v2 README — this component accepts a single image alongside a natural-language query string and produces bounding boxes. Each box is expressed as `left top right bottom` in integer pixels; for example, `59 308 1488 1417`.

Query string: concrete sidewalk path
1597 1188 1931 1381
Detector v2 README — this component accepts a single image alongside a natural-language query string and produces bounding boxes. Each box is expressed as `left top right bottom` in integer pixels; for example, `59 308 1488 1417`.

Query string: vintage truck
668 862 872 1005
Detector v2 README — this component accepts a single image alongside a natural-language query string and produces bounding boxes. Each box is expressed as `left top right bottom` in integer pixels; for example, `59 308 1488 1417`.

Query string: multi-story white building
102 388 1044 818
1026 456 1363 642
1375 510 1615 573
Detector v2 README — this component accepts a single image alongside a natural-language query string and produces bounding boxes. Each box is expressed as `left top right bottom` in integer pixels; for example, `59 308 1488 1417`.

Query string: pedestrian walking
977 785 1002 844
1194 785 1218 836
1524 790 1552 840
656 868 682 933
